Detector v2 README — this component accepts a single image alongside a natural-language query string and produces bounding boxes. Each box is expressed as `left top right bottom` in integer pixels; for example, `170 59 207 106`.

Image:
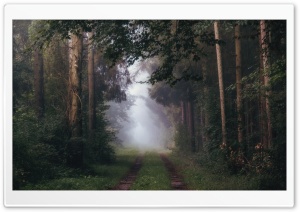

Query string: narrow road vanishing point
113 154 144 190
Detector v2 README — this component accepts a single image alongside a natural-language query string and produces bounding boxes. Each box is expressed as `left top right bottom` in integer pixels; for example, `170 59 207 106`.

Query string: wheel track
160 153 188 190
112 154 144 190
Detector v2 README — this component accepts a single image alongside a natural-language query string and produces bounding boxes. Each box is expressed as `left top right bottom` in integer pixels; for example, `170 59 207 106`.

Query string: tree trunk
94 49 102 72
260 20 272 149
68 32 83 138
214 21 227 147
199 107 204 151
88 31 96 137
235 24 243 145
201 56 210 148
201 56 209 143
187 100 196 152
180 101 188 126
33 48 44 119
259 33 268 148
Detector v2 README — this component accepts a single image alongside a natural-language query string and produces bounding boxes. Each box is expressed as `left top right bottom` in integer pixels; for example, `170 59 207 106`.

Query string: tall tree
180 101 187 125
214 21 227 147
68 31 83 138
88 31 96 137
234 24 243 145
260 20 272 149
187 100 196 152
33 48 44 119
201 56 210 145
259 31 268 148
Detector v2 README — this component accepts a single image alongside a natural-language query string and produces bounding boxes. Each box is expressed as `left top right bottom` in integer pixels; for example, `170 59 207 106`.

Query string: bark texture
214 21 227 146
68 32 83 138
260 20 272 149
235 24 243 144
88 31 96 136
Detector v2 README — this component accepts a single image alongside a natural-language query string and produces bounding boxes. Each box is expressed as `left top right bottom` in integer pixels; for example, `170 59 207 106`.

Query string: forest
13 20 286 190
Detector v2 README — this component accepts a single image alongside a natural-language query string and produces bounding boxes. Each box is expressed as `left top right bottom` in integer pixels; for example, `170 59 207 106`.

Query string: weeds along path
160 153 188 190
113 154 144 190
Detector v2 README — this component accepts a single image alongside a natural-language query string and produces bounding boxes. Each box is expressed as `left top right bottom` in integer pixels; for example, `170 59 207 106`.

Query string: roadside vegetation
21 148 139 190
169 151 265 190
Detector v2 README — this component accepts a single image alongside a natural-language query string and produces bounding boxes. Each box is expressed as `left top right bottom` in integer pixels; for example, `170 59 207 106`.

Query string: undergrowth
169 151 261 190
21 148 139 190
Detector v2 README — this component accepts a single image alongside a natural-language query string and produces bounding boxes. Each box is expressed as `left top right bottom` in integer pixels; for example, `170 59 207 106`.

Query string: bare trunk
94 49 102 71
33 48 44 119
88 32 96 136
201 56 210 144
199 108 204 150
214 21 227 146
182 101 188 126
260 20 272 149
235 24 243 144
68 32 83 138
187 101 196 152
259 34 268 148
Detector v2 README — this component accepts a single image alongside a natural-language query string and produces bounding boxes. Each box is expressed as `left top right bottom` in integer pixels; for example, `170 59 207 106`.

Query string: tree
234 23 243 145
187 99 196 152
88 31 96 138
33 48 44 119
68 31 83 138
180 101 187 125
214 21 227 147
260 20 272 149
200 55 210 147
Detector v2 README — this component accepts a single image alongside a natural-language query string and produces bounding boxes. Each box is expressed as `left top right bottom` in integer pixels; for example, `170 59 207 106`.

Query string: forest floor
21 148 261 190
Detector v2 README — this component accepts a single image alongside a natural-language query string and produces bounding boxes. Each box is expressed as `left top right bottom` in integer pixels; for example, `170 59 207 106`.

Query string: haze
107 63 171 151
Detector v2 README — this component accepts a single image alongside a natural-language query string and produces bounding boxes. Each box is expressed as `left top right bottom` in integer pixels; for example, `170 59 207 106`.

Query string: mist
107 62 172 151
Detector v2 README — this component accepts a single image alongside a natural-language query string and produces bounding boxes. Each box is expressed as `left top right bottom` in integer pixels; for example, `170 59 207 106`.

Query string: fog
107 63 172 151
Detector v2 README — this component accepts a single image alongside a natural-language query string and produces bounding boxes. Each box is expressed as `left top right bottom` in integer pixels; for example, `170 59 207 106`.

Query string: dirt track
160 153 188 190
112 154 144 190
113 153 187 190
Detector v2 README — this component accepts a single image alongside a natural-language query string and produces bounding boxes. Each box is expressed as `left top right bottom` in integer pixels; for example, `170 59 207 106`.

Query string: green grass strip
130 151 171 190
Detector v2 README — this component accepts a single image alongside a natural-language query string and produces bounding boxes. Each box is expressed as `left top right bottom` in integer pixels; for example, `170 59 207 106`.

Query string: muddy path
112 154 144 190
160 153 188 190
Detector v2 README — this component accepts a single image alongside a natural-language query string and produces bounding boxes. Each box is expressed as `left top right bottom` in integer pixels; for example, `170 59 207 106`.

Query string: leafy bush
13 107 67 189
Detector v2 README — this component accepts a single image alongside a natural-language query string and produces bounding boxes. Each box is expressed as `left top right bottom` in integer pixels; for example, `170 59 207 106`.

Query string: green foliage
13 106 68 189
21 148 139 190
35 20 214 85
83 102 116 164
169 152 260 190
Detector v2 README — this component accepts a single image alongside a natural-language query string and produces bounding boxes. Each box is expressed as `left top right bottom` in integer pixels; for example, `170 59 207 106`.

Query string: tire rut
112 154 144 190
160 153 188 190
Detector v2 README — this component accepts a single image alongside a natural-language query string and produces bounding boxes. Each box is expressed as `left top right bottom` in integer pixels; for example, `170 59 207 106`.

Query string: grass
130 151 171 190
168 152 261 190
21 148 139 190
